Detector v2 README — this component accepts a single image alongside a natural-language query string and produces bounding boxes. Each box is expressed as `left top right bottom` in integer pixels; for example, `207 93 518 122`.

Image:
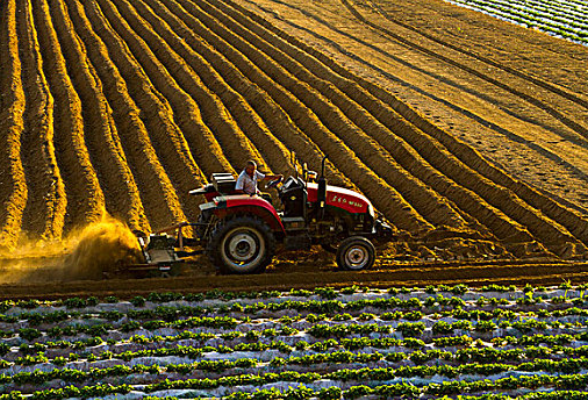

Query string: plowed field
1 0 588 282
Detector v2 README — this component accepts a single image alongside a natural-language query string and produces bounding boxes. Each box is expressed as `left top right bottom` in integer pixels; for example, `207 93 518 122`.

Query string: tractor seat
211 173 236 194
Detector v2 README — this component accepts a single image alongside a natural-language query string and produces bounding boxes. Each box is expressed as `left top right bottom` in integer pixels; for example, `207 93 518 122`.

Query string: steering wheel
266 176 283 189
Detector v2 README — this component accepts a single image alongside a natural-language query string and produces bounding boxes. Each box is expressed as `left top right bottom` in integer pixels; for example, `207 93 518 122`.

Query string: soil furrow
34 0 106 232
341 0 588 142
143 0 355 192
126 0 297 176
1 261 588 301
223 0 588 257
189 0 573 250
48 0 149 234
0 0 27 249
99 0 251 176
207 0 475 232
173 0 434 233
366 0 588 107
82 0 204 223
138 0 457 231
65 0 186 230
212 0 546 245
205 0 542 243
232 0 588 209
17 0 67 241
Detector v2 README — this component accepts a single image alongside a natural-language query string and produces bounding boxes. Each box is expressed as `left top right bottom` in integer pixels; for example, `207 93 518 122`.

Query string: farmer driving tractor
235 160 283 196
133 154 393 276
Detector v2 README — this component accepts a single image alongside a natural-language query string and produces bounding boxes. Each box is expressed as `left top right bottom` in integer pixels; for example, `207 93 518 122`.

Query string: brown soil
1 258 587 301
0 0 27 248
49 0 149 234
1 0 587 293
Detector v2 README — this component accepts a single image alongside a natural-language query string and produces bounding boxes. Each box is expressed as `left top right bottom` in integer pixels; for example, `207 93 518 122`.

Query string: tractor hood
307 183 373 216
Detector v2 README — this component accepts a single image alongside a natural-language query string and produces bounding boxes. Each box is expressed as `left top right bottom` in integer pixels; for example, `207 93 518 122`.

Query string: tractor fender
213 195 286 236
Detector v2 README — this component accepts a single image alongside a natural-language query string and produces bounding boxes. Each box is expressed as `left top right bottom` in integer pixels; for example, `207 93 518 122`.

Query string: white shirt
235 170 265 194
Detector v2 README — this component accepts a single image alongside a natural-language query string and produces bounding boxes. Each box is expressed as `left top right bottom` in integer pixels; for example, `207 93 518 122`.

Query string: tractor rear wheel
336 236 376 271
208 216 276 274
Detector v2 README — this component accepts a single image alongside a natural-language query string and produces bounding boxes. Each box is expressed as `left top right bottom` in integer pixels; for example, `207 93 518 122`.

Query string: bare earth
235 0 588 210
1 0 588 295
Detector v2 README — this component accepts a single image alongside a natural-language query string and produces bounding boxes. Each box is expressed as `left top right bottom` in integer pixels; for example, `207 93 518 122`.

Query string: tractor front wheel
208 216 276 274
336 236 376 271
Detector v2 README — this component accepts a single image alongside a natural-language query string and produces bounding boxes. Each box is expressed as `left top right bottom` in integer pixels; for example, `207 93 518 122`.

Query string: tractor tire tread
207 216 276 274
336 236 376 271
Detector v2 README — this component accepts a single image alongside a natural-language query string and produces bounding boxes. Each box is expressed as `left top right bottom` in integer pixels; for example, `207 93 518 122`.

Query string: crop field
2 284 588 399
0 0 588 284
445 0 588 45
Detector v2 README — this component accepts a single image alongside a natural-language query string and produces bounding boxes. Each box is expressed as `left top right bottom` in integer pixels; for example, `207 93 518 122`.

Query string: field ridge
1 0 587 264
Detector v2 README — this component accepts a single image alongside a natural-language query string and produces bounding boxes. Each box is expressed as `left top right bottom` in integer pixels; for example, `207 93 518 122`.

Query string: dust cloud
0 215 143 284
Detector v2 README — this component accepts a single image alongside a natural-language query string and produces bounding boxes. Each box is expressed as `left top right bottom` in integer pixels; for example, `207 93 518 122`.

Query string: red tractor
135 157 392 275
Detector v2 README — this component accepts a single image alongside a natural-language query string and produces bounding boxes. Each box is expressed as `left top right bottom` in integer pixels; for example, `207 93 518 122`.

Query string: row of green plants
471 0 588 27
1 314 242 341
112 390 588 400
3 283 580 312
6 337 588 368
454 0 588 43
4 295 587 337
137 371 588 395
0 313 588 356
7 356 588 389
0 333 472 360
5 317 586 359
5 369 588 399
3 316 583 362
307 317 583 338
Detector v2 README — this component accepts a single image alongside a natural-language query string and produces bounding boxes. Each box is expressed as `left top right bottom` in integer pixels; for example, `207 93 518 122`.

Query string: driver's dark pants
260 192 272 205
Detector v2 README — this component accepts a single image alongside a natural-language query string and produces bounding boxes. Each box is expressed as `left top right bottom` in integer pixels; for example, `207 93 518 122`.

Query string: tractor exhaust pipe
318 156 328 219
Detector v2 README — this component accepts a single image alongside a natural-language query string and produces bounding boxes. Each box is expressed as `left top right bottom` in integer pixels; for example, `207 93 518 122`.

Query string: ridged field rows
0 0 27 249
195 0 529 244
197 0 475 233
80 0 204 223
92 0 237 178
47 0 149 234
209 0 538 244
120 0 408 205
3 0 588 262
360 0 588 110
113 2 291 175
209 0 588 256
111 0 296 176
33 0 106 230
140 0 356 190
16 0 67 241
335 0 588 247
63 0 187 230
2 285 588 399
344 0 588 141
168 0 438 233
